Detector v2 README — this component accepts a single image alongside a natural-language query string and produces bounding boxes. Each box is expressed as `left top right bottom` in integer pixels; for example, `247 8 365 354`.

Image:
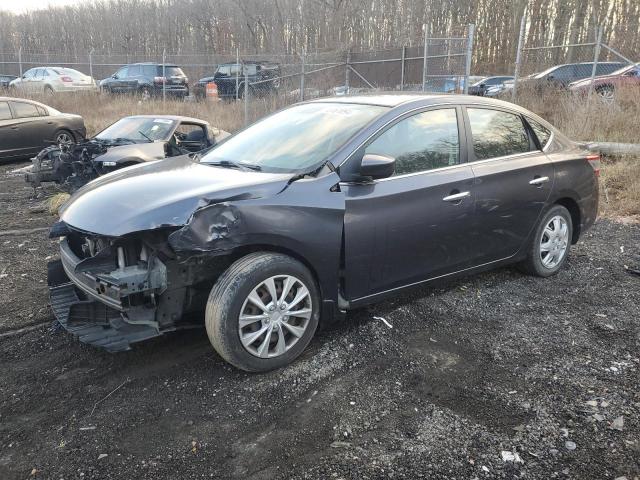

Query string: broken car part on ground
25 115 229 191
48 95 599 372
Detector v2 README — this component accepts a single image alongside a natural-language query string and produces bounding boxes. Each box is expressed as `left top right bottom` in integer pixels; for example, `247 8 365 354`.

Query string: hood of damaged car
59 155 294 236
92 141 166 164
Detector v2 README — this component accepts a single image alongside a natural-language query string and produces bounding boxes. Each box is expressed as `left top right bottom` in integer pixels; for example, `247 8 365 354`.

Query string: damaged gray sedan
48 95 599 371
26 115 228 191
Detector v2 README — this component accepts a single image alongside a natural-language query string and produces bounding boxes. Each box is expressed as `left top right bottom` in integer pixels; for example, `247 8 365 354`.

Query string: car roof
0 96 49 107
125 114 209 125
126 63 179 66
308 93 527 109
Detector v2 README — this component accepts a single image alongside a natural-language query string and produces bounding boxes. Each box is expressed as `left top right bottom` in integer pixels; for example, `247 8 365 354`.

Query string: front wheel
519 205 573 277
205 252 320 372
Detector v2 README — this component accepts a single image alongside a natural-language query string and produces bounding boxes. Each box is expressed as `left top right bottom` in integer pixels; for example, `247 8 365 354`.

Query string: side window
216 65 231 76
365 109 460 176
22 69 35 79
596 63 619 75
10 102 40 119
174 123 208 151
128 65 141 76
143 65 157 76
551 65 575 79
230 64 241 76
467 108 531 160
527 118 552 150
36 105 48 116
0 101 12 120
33 69 43 79
116 66 128 78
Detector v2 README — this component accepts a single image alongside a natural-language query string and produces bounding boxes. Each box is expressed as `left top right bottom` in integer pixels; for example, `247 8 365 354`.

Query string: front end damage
48 222 228 351
26 142 109 191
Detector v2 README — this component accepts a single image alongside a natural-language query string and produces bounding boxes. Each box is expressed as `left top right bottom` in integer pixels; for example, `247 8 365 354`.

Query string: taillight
586 154 600 177
61 76 73 83
154 76 166 84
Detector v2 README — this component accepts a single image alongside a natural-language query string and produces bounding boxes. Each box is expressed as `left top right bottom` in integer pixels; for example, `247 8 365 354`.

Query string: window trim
9 101 40 119
0 100 13 120
523 116 553 152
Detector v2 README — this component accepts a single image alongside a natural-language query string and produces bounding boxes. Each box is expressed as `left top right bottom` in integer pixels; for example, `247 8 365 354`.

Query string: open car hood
59 155 293 236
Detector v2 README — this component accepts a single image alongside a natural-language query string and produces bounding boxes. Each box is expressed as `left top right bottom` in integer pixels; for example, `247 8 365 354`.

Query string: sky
0 0 79 14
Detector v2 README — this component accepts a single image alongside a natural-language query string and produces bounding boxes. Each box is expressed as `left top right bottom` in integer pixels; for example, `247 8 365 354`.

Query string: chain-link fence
511 16 637 101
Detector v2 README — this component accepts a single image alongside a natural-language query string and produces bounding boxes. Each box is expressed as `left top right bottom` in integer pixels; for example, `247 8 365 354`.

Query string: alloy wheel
539 215 569 269
238 275 312 358
56 132 73 145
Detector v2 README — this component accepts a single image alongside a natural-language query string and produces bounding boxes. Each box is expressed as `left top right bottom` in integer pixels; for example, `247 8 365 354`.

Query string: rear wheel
519 205 573 277
596 84 615 102
54 129 74 145
205 252 320 372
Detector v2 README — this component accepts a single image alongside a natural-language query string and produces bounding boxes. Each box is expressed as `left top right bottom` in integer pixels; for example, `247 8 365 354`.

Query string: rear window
467 108 531 160
11 102 40 119
0 101 11 120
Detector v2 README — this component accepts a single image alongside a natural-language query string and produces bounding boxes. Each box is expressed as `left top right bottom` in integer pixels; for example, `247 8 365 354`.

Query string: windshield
201 103 388 173
95 117 176 142
164 66 185 77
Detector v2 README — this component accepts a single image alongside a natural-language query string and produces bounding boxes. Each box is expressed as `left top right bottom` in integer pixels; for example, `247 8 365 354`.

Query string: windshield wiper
207 160 262 171
138 131 153 142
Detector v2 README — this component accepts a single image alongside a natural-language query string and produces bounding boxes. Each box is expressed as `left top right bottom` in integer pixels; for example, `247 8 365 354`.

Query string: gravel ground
0 161 639 480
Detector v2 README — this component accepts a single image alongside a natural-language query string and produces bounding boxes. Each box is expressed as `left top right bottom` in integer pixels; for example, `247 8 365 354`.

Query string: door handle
442 191 471 202
529 176 549 186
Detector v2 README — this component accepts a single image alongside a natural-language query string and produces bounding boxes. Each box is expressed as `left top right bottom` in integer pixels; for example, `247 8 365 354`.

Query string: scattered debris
90 378 130 416
373 316 393 329
330 441 351 449
97 454 108 460
623 264 640 276
610 416 624 431
79 426 96 431
565 441 577 451
501 450 523 463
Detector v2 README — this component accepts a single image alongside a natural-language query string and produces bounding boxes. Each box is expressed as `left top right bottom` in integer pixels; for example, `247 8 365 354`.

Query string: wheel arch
554 196 581 243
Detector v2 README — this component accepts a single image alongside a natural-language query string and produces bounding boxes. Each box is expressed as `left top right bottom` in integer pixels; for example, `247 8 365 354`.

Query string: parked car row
26 93 600 373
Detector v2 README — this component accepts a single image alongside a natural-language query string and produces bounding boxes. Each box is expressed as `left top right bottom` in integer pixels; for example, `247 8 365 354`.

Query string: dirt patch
0 161 639 479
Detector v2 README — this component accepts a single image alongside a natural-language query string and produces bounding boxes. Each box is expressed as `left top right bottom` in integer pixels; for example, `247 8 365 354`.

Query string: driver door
342 107 477 301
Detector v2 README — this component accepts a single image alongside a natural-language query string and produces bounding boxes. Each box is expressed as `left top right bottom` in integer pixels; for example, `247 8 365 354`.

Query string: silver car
9 67 98 95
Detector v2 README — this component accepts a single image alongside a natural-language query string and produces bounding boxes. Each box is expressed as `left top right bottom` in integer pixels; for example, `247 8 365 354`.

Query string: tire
205 252 320 372
596 84 615 102
140 86 151 100
54 129 75 145
519 205 573 277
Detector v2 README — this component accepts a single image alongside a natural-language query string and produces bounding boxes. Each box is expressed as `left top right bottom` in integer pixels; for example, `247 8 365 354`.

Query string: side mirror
112 74 118 79
360 153 395 180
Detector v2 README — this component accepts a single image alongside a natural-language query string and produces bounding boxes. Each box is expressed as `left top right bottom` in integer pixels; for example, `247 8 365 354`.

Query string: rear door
343 107 477 301
464 106 554 265
111 66 129 93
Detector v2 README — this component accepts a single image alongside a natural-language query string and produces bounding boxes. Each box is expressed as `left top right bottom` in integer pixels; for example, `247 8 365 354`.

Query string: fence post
244 68 249 126
235 47 239 101
588 26 603 99
463 24 475 94
422 25 428 92
162 49 166 103
18 47 22 76
300 48 305 102
88 48 94 82
512 14 526 100
345 49 351 93
400 45 406 91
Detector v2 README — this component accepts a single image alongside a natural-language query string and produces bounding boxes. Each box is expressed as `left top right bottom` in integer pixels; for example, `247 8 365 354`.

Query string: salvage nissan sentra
48 95 599 371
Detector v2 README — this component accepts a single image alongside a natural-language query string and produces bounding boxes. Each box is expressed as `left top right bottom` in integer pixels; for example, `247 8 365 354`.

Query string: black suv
99 63 189 98
194 61 280 99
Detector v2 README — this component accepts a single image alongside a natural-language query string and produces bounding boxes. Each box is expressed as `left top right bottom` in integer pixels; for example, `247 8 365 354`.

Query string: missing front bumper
48 260 161 352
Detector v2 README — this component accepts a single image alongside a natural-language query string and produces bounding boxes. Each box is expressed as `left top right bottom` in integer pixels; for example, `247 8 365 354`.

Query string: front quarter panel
168 172 346 303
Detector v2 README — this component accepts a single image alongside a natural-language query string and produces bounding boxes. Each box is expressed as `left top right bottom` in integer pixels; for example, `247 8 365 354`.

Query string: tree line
0 0 637 72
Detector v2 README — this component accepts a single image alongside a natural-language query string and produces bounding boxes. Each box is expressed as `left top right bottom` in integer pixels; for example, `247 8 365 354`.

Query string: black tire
518 205 573 277
596 84 615 102
140 86 152 99
53 129 75 145
205 252 320 372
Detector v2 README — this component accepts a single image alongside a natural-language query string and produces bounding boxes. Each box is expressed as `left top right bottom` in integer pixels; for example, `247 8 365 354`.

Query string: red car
569 63 640 100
